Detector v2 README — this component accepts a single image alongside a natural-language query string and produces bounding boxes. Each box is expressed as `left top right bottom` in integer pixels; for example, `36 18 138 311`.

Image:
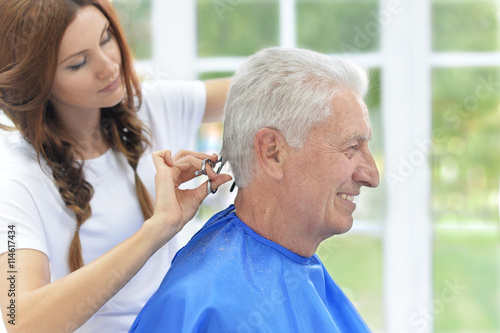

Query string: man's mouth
337 193 356 202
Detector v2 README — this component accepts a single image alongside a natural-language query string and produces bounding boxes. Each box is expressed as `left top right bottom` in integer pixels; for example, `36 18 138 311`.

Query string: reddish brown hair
0 0 153 272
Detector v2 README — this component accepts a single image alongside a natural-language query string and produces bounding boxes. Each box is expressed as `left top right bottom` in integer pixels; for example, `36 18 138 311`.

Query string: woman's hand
0 149 231 333
147 150 232 245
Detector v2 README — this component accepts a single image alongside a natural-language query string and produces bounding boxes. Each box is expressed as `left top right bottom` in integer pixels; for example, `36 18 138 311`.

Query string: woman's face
51 5 124 115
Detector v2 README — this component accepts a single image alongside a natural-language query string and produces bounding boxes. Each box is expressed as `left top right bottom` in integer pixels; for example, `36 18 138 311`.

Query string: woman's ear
254 128 287 181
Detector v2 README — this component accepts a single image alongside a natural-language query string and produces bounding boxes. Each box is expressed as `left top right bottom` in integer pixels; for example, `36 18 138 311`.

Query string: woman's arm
0 150 231 333
202 78 232 123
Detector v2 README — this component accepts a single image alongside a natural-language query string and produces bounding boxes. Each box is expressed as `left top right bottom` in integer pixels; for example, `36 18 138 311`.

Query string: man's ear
254 128 287 181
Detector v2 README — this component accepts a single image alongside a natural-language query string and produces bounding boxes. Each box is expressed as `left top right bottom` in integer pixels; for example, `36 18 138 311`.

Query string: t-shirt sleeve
139 80 207 153
0 172 49 257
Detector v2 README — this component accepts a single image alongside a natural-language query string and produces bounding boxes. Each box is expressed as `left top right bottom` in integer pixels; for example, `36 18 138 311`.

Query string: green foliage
113 0 152 59
432 67 500 223
318 234 383 332
434 230 500 331
198 71 235 80
197 0 279 57
433 0 499 52
297 0 379 53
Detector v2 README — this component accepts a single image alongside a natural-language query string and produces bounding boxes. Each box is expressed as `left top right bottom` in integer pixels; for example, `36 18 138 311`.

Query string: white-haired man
130 47 380 333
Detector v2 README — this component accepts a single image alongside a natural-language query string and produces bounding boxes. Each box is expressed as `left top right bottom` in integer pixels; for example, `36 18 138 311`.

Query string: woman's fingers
204 174 233 195
152 150 218 183
172 154 222 184
149 149 233 231
172 150 218 164
152 150 173 170
162 150 174 167
151 149 230 192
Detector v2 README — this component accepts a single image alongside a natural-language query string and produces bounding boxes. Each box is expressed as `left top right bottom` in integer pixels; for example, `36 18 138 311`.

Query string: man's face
284 89 380 242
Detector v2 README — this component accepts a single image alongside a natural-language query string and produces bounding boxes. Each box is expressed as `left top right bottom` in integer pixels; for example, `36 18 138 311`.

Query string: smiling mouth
338 193 356 202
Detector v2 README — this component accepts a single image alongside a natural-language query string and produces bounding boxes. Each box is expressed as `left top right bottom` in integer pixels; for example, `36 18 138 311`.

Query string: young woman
0 0 231 332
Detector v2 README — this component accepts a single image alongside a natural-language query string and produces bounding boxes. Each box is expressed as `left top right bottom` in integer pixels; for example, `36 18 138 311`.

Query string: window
431 1 500 331
113 0 152 59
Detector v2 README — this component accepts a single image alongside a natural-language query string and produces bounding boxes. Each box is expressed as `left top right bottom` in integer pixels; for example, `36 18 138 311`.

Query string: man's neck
234 188 320 257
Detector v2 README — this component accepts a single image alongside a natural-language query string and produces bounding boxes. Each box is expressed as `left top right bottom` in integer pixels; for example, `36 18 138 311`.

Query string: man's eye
348 145 359 154
343 145 359 158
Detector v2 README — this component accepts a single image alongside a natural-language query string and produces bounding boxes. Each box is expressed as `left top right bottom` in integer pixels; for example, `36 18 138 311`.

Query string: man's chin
338 217 355 234
326 218 354 238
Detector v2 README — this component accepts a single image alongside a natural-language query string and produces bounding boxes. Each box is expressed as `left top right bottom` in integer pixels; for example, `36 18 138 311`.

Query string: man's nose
353 150 380 188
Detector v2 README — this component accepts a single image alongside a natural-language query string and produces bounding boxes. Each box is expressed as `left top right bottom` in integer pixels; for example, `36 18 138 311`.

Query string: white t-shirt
0 80 206 332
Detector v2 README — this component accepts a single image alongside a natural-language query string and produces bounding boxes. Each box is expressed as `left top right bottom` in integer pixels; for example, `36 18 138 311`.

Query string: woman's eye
68 57 87 71
100 29 113 45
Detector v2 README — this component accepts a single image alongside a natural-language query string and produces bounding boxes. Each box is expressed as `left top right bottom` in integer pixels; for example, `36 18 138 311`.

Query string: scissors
195 157 226 194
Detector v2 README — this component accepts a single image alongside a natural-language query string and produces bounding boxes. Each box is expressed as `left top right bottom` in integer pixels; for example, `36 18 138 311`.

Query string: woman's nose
97 59 119 80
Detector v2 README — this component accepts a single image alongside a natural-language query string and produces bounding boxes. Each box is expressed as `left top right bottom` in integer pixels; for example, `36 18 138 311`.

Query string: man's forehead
331 90 368 114
329 93 371 136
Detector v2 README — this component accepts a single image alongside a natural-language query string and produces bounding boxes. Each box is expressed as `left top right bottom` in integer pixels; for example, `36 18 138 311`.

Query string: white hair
221 47 369 188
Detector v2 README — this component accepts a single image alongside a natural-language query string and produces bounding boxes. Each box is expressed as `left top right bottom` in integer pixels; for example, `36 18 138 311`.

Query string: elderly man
130 47 380 333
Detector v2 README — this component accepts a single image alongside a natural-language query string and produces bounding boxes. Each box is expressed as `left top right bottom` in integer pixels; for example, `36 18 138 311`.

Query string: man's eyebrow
59 23 109 65
345 134 371 143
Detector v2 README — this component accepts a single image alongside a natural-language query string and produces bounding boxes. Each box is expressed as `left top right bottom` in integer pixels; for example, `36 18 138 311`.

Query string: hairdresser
0 1 231 332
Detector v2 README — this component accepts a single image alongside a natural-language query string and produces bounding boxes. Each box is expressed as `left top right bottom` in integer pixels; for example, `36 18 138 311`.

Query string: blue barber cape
130 205 371 333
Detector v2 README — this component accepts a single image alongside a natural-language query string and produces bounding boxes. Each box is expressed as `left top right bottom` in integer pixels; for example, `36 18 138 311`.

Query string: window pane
297 0 379 54
432 67 500 225
432 67 500 332
434 229 499 332
199 72 235 81
432 0 499 52
197 0 279 57
113 0 152 59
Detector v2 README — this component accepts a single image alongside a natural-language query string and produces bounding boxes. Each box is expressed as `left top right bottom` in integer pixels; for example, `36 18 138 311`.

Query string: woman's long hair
0 0 153 272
